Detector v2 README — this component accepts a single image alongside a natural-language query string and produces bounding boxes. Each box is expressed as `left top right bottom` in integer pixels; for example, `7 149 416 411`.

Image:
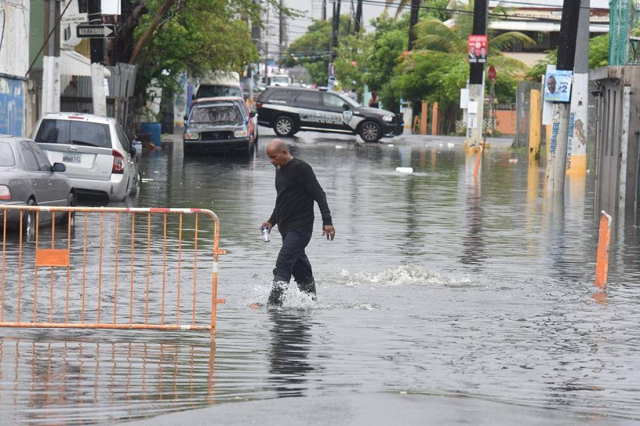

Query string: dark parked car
183 97 257 154
0 135 76 237
256 87 403 142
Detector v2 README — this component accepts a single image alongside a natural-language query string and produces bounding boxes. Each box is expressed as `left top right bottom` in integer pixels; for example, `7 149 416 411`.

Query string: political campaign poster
544 69 572 103
468 35 487 63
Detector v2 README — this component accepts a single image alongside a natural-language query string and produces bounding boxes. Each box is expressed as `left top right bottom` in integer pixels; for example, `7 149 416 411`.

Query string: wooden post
421 101 428 135
431 102 439 135
528 89 541 160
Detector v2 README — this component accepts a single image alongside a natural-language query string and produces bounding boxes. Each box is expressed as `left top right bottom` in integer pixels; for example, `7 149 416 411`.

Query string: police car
256 87 403 143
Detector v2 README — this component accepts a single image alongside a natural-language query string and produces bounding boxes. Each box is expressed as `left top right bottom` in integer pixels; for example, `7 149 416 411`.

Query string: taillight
112 150 125 174
0 185 10 201
256 102 263 108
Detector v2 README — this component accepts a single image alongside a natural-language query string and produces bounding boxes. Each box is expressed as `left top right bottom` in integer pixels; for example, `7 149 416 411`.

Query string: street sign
488 66 496 81
76 24 116 39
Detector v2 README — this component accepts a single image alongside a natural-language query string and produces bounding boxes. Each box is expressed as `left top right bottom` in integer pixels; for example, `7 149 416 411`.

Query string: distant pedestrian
368 91 379 108
347 88 358 102
261 139 335 306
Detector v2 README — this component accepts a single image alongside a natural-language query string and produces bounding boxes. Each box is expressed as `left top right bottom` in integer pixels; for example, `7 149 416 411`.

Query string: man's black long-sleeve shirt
268 158 332 235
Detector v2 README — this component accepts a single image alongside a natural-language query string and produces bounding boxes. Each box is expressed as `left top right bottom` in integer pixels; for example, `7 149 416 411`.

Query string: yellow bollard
595 211 612 289
528 90 541 160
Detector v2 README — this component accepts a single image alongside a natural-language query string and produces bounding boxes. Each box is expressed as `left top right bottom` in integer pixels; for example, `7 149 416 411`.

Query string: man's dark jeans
268 229 316 306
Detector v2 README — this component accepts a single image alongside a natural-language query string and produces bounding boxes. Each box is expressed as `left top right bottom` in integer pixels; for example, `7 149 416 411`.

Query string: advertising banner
544 69 572 103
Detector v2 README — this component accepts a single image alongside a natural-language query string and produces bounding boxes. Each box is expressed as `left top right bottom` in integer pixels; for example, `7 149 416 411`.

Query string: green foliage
526 34 610 80
134 0 259 96
334 34 373 94
282 16 351 85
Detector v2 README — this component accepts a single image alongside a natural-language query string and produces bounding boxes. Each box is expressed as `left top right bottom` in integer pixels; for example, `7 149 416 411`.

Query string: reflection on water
1 134 640 423
267 310 314 398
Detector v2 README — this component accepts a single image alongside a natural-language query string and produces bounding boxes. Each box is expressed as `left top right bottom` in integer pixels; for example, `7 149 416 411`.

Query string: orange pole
50 212 55 323
130 213 135 324
145 214 151 325
18 212 23 323
431 102 439 135
420 101 428 135
162 214 167 324
193 214 199 326
82 214 87 323
595 211 612 289
98 213 103 324
114 213 120 324
177 214 183 324
1 208 5 322
473 146 483 179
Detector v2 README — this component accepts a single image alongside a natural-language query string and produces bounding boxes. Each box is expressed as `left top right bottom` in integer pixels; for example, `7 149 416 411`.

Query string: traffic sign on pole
488 65 496 81
76 24 116 39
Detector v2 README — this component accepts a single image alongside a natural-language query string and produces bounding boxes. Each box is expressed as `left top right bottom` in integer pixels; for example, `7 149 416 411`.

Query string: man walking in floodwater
260 139 335 306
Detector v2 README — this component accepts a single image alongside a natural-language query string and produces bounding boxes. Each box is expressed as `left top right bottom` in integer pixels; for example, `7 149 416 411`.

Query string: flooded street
1 130 640 424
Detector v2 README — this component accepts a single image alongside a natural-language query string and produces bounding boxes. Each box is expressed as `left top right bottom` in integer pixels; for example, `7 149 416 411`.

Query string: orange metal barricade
0 205 226 337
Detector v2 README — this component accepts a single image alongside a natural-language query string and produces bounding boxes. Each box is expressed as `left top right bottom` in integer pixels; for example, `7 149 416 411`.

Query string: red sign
468 35 487 64
488 66 496 81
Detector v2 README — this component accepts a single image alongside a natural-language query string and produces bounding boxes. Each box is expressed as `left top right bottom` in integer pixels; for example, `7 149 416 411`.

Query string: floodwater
1 130 640 424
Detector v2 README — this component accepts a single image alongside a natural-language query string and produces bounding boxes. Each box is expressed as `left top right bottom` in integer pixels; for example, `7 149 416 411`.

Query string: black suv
256 87 403 142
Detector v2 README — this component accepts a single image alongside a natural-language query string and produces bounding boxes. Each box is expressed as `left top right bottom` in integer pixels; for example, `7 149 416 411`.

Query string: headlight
184 132 200 140
234 129 248 138
382 115 394 122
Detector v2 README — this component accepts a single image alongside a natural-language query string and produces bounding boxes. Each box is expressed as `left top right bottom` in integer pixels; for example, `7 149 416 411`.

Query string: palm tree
413 1 535 70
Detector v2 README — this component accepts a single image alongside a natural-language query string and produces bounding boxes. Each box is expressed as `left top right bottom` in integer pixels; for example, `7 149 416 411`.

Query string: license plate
63 153 81 163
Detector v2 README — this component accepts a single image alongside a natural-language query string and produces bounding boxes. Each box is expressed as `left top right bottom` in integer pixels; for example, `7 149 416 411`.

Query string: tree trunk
111 1 147 64
128 0 177 65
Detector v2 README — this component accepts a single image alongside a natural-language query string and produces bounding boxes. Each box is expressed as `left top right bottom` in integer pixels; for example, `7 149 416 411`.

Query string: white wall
0 0 30 77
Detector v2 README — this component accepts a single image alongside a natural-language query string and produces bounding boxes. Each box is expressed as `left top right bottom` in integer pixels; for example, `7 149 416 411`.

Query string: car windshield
0 142 16 167
189 105 243 125
340 93 360 108
197 86 242 98
34 119 112 148
270 76 290 84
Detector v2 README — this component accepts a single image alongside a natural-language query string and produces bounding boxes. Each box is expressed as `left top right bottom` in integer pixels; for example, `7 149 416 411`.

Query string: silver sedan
0 135 76 237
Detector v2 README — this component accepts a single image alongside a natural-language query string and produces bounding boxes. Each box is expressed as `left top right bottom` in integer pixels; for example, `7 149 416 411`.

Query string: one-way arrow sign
76 24 116 39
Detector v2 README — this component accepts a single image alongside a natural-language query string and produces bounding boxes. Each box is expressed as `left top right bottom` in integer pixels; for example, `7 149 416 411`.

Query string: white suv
32 113 140 201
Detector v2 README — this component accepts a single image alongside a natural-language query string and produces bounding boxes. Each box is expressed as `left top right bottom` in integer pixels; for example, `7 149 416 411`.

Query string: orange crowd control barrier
0 205 226 337
595 210 612 289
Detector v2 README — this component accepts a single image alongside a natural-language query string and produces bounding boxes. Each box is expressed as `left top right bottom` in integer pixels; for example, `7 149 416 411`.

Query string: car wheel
274 116 296 137
359 121 382 143
62 192 76 226
130 171 141 196
24 199 37 241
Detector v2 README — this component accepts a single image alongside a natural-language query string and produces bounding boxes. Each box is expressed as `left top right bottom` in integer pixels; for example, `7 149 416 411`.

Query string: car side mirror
250 111 256 117
52 162 66 173
343 103 350 110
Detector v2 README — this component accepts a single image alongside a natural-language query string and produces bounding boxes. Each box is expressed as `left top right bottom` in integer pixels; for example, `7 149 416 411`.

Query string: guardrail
0 205 225 337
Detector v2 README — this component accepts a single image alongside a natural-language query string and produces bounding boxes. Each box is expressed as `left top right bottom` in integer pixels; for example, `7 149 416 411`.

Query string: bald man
260 139 336 306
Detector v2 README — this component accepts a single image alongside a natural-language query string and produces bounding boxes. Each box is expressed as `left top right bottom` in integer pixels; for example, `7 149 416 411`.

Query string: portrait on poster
544 69 572 103
468 35 487 63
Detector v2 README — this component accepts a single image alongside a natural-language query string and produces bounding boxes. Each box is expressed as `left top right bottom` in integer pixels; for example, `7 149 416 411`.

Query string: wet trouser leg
269 230 314 306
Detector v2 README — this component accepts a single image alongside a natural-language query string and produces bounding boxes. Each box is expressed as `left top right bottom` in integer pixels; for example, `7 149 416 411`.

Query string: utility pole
42 0 61 115
354 0 363 33
465 0 488 149
264 5 270 83
279 0 286 63
408 0 420 50
322 0 327 20
546 0 581 194
567 0 589 176
88 0 107 116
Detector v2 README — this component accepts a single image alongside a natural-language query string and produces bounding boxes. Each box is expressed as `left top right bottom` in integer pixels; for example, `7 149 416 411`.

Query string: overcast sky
282 0 610 45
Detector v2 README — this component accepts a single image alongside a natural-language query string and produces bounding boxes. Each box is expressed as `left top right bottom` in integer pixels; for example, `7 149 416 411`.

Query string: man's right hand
260 222 273 233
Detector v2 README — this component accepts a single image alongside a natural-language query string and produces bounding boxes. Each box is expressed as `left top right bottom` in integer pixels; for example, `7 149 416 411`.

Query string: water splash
336 265 472 287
